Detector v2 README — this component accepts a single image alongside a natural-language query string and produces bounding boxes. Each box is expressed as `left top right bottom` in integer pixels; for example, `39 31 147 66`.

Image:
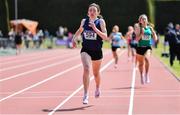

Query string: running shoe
141 74 145 85
95 88 100 98
83 95 89 104
145 74 150 84
114 64 118 68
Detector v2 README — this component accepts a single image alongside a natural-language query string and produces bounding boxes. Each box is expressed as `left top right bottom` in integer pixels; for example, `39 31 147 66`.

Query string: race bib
83 30 97 40
142 35 150 40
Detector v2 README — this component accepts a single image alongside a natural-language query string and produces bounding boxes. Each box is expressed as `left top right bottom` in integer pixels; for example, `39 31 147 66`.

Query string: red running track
0 48 179 115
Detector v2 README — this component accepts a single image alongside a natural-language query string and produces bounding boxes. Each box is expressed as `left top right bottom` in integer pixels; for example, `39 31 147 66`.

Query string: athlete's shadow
42 105 93 112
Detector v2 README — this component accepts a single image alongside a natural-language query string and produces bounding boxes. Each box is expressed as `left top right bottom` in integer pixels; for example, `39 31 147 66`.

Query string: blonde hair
138 14 148 22
149 22 155 28
138 14 156 28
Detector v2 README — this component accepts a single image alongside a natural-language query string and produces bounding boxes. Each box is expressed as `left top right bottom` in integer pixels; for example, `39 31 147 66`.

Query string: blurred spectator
0 30 3 37
44 29 50 38
23 30 32 49
8 28 15 40
14 30 23 55
64 27 68 37
163 22 174 57
33 33 39 48
66 32 73 48
37 29 44 48
175 24 180 63
167 23 180 66
56 26 64 39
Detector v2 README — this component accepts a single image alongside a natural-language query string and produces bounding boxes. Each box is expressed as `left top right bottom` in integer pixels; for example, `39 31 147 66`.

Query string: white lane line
7 94 180 99
0 55 80 82
1 90 180 95
128 66 136 115
1 113 131 115
0 64 82 102
0 50 63 65
48 51 125 115
0 52 77 72
0 50 111 102
0 50 111 82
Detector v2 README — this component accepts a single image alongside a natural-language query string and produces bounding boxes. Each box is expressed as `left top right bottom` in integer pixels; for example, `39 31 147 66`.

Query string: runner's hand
89 21 96 30
72 39 77 48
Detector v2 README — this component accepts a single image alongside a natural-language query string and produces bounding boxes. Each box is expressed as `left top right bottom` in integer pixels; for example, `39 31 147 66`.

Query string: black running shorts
111 46 120 52
81 48 103 60
136 46 152 55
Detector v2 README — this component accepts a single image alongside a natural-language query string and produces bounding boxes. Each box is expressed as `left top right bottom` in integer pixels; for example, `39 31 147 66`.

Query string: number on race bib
142 35 149 40
83 31 97 40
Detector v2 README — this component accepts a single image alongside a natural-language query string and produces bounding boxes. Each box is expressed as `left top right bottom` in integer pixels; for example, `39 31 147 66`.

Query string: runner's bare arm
136 28 144 41
73 19 85 42
108 33 113 42
150 27 158 42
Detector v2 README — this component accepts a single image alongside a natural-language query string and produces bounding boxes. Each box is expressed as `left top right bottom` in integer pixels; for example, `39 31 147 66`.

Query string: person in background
135 14 157 84
163 22 174 57
66 32 73 48
0 30 3 37
109 25 124 68
125 26 134 61
175 24 180 64
14 28 23 55
167 24 180 66
130 23 139 67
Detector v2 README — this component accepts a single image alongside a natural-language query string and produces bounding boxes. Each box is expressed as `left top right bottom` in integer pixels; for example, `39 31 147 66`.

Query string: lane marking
5 94 180 99
128 65 136 115
0 50 110 82
0 49 67 64
48 51 125 115
0 64 82 102
0 50 111 102
1 114 134 115
0 52 77 72
1 90 180 94
0 56 80 82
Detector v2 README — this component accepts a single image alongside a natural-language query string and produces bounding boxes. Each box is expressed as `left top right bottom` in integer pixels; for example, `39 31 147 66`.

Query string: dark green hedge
1 0 149 36
155 1 180 34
